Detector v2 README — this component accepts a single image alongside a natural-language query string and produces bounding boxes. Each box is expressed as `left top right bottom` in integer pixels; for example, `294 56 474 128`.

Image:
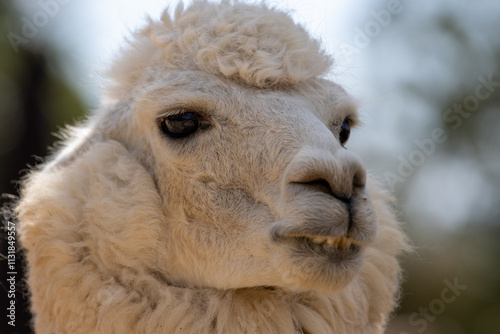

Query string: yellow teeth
308 235 353 248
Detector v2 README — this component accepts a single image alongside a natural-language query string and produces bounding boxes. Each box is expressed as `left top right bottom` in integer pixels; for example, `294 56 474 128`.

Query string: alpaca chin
274 241 366 293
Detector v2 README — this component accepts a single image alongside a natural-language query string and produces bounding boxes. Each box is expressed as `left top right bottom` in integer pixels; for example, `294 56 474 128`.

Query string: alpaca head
69 1 378 294
18 3 395 318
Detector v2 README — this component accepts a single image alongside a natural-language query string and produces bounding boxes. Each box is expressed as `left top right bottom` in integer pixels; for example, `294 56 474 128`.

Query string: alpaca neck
125 282 375 333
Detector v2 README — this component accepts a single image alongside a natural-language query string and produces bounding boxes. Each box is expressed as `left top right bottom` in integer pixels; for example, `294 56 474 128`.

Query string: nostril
353 172 366 189
292 178 334 197
291 178 353 203
352 162 367 189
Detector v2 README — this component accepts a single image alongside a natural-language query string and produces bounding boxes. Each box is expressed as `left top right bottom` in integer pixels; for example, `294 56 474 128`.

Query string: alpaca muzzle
271 146 378 257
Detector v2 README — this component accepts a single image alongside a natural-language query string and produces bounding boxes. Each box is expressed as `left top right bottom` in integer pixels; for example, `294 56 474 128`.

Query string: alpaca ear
18 140 164 273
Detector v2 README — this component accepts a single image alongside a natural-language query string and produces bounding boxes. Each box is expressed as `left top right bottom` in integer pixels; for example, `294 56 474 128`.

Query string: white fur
16 1 409 333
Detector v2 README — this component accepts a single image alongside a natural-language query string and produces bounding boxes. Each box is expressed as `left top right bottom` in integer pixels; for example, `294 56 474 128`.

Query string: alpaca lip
292 234 358 248
272 228 361 248
280 233 362 261
292 235 361 262
308 235 354 248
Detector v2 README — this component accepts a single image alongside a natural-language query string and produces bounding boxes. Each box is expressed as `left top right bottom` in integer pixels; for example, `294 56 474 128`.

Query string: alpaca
16 1 409 333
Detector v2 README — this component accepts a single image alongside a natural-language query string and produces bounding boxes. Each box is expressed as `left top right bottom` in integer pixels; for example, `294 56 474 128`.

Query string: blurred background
1 0 499 333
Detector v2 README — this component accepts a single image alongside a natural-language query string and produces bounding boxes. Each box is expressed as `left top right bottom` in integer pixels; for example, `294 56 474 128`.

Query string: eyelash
158 110 210 139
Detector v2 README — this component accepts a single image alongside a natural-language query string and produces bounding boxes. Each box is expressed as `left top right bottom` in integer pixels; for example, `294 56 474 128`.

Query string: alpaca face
121 70 377 293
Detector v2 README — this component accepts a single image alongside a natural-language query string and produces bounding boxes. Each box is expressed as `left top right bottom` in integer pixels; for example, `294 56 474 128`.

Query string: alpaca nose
283 148 367 202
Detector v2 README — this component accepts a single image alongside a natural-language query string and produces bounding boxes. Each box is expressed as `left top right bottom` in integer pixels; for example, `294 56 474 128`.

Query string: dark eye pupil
339 121 351 146
161 112 200 139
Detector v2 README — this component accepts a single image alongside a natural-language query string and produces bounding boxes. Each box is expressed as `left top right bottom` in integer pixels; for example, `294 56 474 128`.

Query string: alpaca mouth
305 235 356 248
283 234 362 262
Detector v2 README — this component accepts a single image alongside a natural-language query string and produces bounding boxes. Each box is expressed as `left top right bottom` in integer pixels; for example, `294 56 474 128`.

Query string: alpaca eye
160 112 202 139
339 119 351 146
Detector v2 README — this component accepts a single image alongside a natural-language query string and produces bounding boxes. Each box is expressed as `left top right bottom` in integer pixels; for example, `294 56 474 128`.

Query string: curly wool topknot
105 0 333 101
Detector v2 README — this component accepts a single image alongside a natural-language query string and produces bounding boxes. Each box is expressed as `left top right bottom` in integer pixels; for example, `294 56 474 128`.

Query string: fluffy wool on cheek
149 138 283 288
162 210 278 289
